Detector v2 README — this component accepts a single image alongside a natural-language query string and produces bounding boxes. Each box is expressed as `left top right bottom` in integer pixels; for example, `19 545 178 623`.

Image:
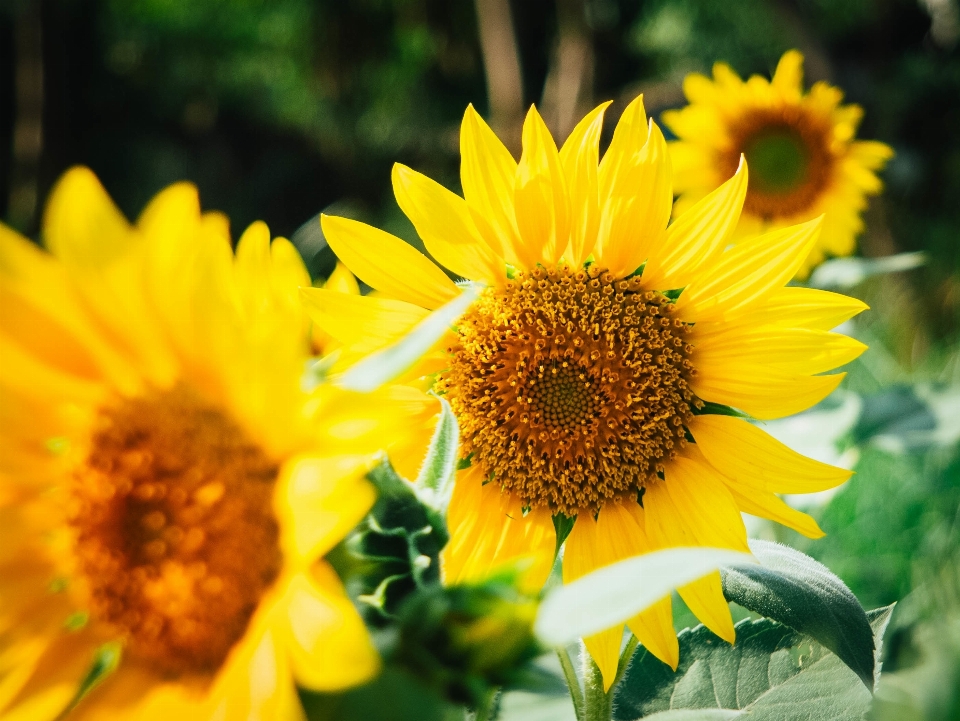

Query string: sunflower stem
613 634 639 689
557 647 585 721
581 643 613 721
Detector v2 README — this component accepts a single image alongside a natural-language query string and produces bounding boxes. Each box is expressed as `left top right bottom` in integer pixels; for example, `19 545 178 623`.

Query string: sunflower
0 168 422 719
663 50 893 277
304 98 868 689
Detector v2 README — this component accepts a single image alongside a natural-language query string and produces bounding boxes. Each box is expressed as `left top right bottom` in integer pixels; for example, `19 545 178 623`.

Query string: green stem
474 687 499 721
581 644 613 721
613 635 639 690
557 647 585 721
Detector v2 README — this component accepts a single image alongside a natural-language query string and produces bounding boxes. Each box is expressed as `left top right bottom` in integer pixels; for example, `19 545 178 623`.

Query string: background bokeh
2 0 959 716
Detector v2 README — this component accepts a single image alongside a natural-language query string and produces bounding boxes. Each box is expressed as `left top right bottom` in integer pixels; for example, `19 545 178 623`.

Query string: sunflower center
69 384 282 676
723 109 833 219
440 266 697 516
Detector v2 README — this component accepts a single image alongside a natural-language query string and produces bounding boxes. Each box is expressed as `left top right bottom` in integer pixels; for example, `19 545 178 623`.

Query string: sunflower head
0 168 429 719
307 96 868 689
663 49 894 276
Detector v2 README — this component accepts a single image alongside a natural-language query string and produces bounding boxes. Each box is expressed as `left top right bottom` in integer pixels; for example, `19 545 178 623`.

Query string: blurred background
1 0 959 716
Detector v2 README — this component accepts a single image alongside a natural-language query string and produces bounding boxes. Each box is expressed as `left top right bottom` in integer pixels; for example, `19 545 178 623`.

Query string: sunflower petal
279 566 381 691
676 216 823 322
692 366 845 420
688 414 852 494
393 163 503 282
277 455 375 565
320 214 458 309
300 287 429 352
514 106 570 267
559 101 610 265
597 121 672 279
643 156 747 291
724 482 825 538
460 104 522 264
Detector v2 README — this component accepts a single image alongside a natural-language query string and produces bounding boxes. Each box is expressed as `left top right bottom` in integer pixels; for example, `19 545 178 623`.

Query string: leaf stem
557 647 585 721
581 644 613 721
613 634 639 689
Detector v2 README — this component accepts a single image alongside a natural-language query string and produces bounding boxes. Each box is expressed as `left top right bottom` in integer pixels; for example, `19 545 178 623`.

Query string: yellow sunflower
663 50 893 277
0 168 419 719
304 98 868 689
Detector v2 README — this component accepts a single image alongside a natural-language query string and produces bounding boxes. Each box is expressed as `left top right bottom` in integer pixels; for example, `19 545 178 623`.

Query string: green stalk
581 644 613 721
557 647 585 721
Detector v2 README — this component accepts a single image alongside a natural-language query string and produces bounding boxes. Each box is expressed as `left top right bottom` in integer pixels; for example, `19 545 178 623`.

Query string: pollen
68 384 282 676
721 105 834 219
440 266 698 516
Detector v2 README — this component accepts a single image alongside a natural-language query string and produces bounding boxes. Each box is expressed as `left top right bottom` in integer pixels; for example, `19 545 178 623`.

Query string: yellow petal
324 261 360 295
278 566 381 691
276 455 375 565
42 166 133 267
598 95 647 202
392 163 503 282
620 504 680 670
559 101 610 266
675 216 823 322
692 325 867 375
234 220 272 315
514 105 570 267
320 214 458 309
724 482 825 538
644 451 749 643
300 287 429 353
460 105 522 264
692 366 845 420
597 121 672 279
443 467 555 593
772 49 805 98
643 157 747 291
688 414 852 494
563 503 680 675
731 286 869 331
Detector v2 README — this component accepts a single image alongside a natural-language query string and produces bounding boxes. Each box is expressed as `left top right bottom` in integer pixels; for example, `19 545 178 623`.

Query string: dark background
1 0 958 342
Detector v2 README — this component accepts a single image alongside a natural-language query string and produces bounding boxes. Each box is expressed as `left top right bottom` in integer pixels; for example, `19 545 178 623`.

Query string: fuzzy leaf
415 396 459 512
613 610 893 720
720 540 875 688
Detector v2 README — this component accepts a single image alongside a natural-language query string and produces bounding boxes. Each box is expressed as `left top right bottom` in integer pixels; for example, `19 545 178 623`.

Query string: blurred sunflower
304 98 868 689
0 168 420 719
663 50 893 277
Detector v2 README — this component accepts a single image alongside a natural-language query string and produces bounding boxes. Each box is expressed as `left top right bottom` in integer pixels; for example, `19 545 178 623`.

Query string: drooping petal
724 481 825 538
675 216 823 322
393 163 503 283
276 455 375 565
320 214 459 309
642 157 747 291
559 101 610 265
513 106 570 267
688 414 852 494
278 566 381 691
644 451 749 643
443 466 555 593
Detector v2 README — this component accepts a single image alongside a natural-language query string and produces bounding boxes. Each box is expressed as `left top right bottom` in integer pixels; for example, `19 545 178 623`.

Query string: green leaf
552 513 576 556
414 396 459 513
338 285 479 393
534 548 754 646
613 609 894 720
355 460 449 619
720 539 876 688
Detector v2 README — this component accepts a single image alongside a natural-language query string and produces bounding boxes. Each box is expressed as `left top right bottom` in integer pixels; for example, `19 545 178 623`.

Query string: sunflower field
1 1 958 720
